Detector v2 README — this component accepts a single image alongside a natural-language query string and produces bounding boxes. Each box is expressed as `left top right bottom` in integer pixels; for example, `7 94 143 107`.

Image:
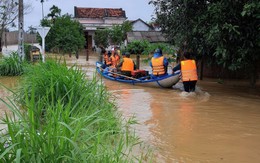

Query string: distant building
127 31 167 43
130 18 154 31
125 18 167 45
74 6 127 50
150 22 161 31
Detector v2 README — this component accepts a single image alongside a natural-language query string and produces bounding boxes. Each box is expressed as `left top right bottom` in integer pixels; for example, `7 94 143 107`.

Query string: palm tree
47 5 61 20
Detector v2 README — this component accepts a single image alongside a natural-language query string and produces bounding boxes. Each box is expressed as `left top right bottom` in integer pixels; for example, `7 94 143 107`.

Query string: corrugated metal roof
127 31 167 43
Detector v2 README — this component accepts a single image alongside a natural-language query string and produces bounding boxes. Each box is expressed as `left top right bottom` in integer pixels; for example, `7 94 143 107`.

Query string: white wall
2 44 41 56
132 20 150 31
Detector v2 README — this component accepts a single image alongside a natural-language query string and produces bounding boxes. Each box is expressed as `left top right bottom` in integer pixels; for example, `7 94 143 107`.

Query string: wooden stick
108 71 141 81
97 65 141 81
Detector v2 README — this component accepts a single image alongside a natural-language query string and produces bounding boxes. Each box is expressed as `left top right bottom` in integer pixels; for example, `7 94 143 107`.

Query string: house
126 31 167 43
123 18 167 45
74 6 127 50
130 18 154 31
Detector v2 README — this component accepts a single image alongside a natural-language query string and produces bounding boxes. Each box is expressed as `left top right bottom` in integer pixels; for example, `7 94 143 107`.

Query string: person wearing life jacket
149 48 169 76
110 50 121 68
104 51 112 67
172 51 198 92
117 52 136 76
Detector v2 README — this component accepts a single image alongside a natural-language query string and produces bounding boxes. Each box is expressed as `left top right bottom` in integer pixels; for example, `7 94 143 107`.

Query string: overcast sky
23 0 155 30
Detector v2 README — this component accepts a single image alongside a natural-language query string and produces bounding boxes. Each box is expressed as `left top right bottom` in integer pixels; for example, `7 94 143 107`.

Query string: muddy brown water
1 53 260 163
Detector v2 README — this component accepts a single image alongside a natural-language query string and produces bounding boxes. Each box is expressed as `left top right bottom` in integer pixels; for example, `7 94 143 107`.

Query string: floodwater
1 53 260 163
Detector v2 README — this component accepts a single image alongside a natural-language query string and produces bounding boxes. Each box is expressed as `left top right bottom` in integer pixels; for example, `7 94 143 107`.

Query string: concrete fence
2 31 38 46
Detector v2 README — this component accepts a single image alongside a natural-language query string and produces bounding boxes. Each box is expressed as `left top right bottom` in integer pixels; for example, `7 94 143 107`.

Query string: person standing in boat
116 52 136 77
150 48 169 76
172 51 198 92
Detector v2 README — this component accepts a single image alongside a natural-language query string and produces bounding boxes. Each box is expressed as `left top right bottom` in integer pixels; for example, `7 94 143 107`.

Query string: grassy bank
0 52 27 76
0 59 151 162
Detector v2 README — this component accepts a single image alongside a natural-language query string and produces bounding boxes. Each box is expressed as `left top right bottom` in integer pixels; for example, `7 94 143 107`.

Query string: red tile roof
74 7 126 18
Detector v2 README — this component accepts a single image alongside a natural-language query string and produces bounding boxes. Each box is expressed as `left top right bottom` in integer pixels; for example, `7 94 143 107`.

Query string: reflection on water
101 53 260 163
106 79 260 163
0 76 20 131
1 53 260 163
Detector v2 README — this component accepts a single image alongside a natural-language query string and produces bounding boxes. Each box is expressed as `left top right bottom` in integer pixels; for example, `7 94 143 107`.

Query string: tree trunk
86 49 89 61
76 51 79 59
249 64 257 88
199 56 204 80
136 53 140 70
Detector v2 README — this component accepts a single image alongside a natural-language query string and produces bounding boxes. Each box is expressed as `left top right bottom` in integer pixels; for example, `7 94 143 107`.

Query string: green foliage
109 21 133 46
110 25 124 45
39 8 85 55
147 43 176 55
241 1 260 19
121 20 133 38
47 5 61 20
94 28 110 48
126 40 150 54
0 60 150 162
47 15 85 54
0 52 27 76
24 44 31 61
150 0 260 86
23 44 36 62
126 40 176 57
94 21 133 48
15 60 92 109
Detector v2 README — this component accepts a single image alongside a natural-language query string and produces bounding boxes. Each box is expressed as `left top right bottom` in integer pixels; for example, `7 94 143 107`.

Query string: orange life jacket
111 55 120 68
181 60 198 81
104 53 111 65
121 58 134 71
151 56 165 76
115 55 120 63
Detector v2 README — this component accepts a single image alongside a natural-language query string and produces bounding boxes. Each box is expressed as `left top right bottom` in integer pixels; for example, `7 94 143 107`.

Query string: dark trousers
183 81 197 92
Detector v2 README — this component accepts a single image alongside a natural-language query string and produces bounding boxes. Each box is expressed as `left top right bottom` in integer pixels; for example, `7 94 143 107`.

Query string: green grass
0 59 152 162
0 52 28 76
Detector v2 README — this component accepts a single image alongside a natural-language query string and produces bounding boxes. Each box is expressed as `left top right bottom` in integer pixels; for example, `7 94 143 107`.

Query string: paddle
97 64 141 81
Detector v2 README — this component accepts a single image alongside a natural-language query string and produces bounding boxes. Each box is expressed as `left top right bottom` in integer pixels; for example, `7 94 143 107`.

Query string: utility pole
18 0 24 59
41 0 44 20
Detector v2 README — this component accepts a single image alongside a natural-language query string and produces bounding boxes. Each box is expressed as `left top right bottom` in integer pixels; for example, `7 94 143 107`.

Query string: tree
0 0 18 52
150 0 260 87
47 5 61 21
37 6 85 55
94 28 110 49
43 14 85 54
121 20 133 41
109 25 124 46
109 21 133 46
27 25 37 34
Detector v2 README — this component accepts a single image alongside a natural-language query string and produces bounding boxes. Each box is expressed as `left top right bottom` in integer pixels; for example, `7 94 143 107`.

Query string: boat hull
96 62 180 88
